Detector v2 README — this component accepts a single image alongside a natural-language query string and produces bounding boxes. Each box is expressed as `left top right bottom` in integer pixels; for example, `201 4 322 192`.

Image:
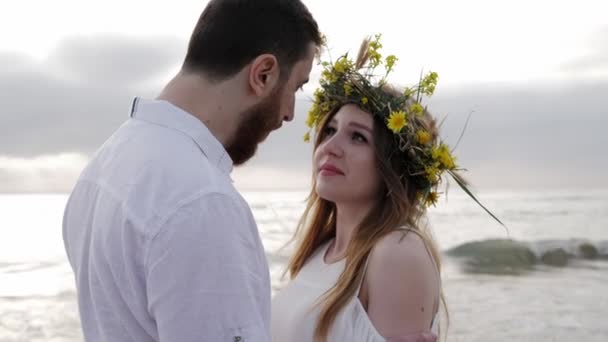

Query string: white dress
271 241 439 341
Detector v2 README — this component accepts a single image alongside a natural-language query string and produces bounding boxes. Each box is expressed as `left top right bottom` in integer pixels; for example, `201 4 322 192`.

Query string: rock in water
447 239 537 275
540 248 569 267
579 243 599 260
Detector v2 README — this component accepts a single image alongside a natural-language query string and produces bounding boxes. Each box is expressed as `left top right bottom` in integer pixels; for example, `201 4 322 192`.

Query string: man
62 0 322 341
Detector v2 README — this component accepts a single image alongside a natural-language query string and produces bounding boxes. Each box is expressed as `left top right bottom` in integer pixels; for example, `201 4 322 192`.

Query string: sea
1 189 607 341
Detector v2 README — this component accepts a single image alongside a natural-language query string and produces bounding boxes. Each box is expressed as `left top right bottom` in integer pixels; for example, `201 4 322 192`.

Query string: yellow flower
305 110 317 128
385 55 398 71
333 57 350 74
321 70 337 83
334 63 345 74
421 71 439 96
416 130 431 145
369 34 383 50
410 103 424 116
425 191 439 207
369 50 382 67
387 111 408 133
432 144 456 169
303 132 311 142
422 71 439 86
344 84 352 96
425 165 440 183
321 102 330 113
361 97 369 105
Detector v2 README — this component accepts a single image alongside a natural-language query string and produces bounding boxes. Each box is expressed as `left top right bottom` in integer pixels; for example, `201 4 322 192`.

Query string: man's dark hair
183 0 322 81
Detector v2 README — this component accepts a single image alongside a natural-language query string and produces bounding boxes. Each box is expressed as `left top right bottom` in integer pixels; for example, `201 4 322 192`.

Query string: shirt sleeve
145 192 270 342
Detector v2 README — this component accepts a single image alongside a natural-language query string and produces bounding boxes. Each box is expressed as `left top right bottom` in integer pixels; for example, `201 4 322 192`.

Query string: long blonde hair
285 89 449 342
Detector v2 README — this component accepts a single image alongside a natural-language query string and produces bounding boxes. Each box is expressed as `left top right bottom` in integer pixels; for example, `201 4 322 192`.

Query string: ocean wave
0 261 62 275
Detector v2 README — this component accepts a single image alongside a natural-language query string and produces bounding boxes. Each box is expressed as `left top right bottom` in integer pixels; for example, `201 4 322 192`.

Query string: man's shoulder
98 118 226 182
79 120 239 228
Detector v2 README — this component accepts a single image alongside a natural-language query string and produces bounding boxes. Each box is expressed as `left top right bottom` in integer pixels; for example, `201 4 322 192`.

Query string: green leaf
447 170 507 230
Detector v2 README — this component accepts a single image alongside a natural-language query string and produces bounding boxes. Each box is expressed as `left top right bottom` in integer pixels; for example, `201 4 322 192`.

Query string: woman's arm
365 230 440 339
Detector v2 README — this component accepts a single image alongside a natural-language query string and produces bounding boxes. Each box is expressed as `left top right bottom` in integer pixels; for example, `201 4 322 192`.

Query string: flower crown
305 34 503 225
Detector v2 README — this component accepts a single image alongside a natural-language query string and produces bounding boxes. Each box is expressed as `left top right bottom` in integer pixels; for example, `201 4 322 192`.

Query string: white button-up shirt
63 98 271 342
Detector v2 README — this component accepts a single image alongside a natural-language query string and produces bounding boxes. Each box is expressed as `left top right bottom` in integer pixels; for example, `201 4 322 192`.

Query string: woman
271 36 501 342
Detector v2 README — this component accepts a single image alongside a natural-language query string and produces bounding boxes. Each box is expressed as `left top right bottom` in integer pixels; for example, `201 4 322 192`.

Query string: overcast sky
0 0 607 193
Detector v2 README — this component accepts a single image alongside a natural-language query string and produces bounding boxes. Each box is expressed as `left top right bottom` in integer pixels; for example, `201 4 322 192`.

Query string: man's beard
226 86 283 166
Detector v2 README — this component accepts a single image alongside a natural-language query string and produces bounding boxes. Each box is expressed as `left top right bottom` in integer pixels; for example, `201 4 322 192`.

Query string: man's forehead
287 43 317 82
291 62 312 83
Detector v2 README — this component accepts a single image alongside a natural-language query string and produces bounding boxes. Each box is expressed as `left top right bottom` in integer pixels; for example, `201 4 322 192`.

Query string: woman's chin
315 184 341 203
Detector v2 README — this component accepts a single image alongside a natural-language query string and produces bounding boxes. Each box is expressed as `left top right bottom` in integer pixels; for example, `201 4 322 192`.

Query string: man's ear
248 54 280 97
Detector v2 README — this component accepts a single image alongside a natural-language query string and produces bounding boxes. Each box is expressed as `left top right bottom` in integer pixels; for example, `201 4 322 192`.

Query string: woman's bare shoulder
364 229 440 337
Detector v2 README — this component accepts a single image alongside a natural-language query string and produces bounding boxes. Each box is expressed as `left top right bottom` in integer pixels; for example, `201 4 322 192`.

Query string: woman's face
314 104 383 205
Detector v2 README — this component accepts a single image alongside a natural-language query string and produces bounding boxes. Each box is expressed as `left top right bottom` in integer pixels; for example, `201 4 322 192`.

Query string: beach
1 189 607 341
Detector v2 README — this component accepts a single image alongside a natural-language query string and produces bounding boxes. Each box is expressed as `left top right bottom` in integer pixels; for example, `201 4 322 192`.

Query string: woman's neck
328 201 375 262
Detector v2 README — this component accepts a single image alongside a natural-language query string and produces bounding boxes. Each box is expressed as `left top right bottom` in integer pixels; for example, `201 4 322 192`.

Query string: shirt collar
129 97 234 175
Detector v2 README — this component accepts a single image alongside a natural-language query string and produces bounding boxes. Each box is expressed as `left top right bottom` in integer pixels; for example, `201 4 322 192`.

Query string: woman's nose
321 133 344 158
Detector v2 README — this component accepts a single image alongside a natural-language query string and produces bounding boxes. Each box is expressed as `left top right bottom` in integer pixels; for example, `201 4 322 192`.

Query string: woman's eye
352 132 368 143
323 126 336 137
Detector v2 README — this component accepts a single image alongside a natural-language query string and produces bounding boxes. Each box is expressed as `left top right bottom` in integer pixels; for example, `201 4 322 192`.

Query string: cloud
0 154 88 193
560 27 608 75
427 81 608 162
0 35 185 158
0 52 35 73
45 34 185 85
243 80 608 189
1 35 607 192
